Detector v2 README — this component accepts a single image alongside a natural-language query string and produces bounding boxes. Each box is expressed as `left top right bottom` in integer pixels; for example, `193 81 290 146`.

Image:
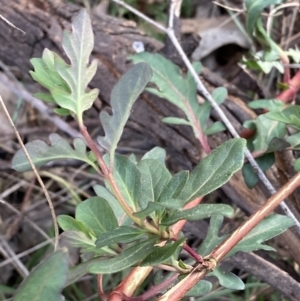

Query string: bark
1 1 300 299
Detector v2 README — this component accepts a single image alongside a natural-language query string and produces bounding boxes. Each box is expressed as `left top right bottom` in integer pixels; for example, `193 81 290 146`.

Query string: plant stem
158 172 300 300
79 124 160 233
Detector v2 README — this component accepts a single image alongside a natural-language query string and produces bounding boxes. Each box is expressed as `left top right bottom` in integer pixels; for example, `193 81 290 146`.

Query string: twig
158 172 300 300
0 95 60 250
0 235 29 277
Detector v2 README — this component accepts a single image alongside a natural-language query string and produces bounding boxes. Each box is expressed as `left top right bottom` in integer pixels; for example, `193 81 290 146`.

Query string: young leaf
12 134 97 172
137 159 172 209
13 249 68 301
161 204 234 226
227 214 295 257
179 138 246 203
30 49 70 102
53 9 99 122
89 240 157 274
76 196 118 237
97 62 152 165
141 239 184 266
94 185 132 226
208 266 245 290
95 226 145 248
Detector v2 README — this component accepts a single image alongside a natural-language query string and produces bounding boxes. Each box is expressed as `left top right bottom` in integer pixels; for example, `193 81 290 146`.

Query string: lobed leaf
244 115 286 152
97 62 152 164
13 249 68 301
265 105 300 130
12 133 96 172
179 138 246 203
30 10 99 121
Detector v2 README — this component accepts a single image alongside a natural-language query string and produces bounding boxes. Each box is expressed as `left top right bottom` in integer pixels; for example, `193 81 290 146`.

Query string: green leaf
12 134 97 172
141 239 184 266
242 153 275 189
228 214 295 257
97 62 152 164
133 199 184 219
185 280 212 297
53 108 71 116
161 204 234 226
95 226 145 248
13 249 68 301
66 240 155 284
204 121 226 136
141 147 166 164
52 9 98 121
198 215 227 256
211 87 227 104
57 215 91 237
94 185 132 226
76 196 118 237
245 0 284 33
60 230 96 249
179 138 246 203
137 159 172 209
244 115 286 152
286 132 300 149
196 87 226 132
294 158 300 171
109 154 141 211
89 240 156 274
159 171 189 203
30 49 70 102
129 52 203 139
265 105 300 130
162 117 191 125
248 99 284 111
208 266 245 290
